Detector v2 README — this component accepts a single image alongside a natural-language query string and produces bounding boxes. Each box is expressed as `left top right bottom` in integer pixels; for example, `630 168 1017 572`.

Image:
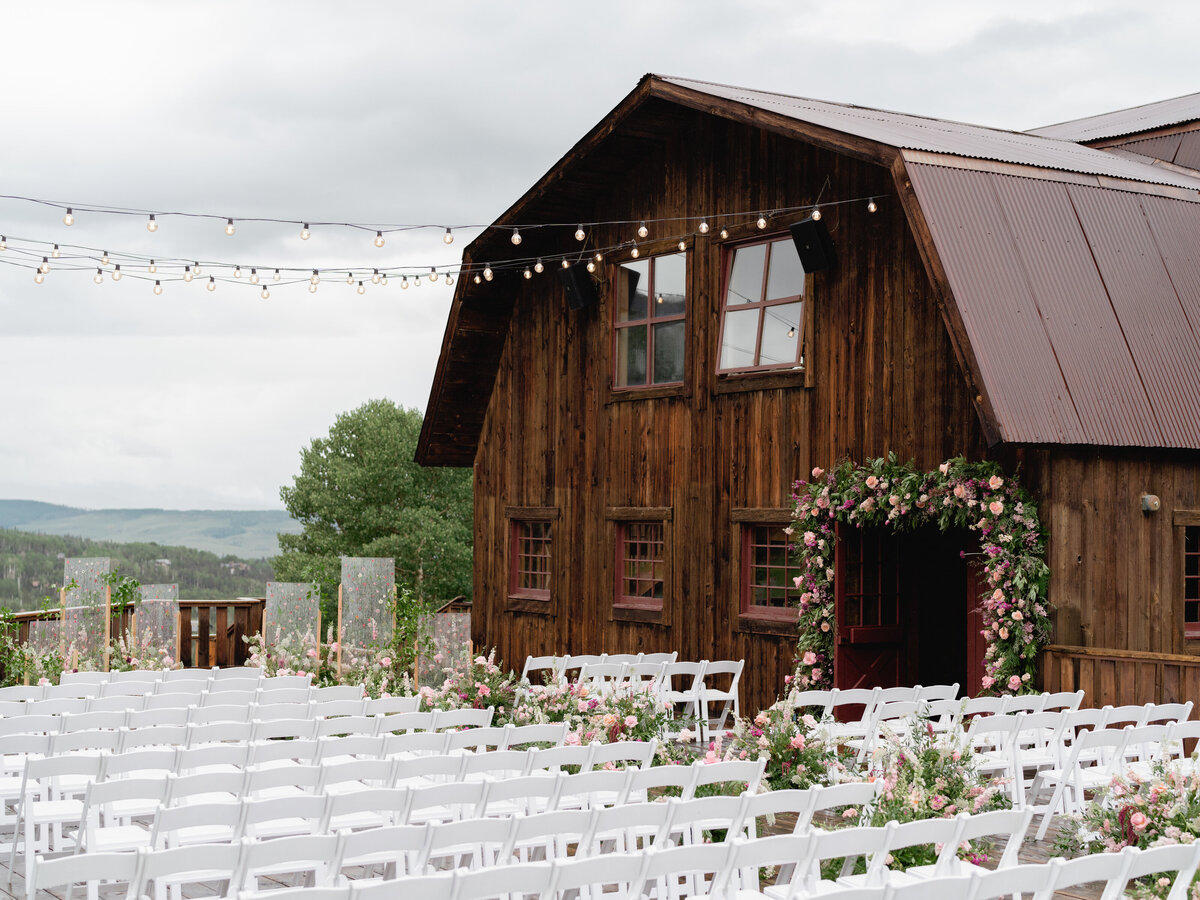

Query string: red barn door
834 525 909 691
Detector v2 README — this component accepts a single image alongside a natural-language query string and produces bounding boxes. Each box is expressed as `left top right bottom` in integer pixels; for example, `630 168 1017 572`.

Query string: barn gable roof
1028 91 1200 143
417 75 1200 465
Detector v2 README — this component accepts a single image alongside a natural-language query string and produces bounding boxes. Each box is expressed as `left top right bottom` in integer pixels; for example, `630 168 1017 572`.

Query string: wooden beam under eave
889 153 1004 448
646 78 899 169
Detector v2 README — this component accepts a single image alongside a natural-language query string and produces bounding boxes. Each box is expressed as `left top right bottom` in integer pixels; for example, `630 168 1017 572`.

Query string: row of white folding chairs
1 666 299 696
0 697 450 738
34 833 1200 900
786 687 1081 722
0 676 345 709
520 652 679 683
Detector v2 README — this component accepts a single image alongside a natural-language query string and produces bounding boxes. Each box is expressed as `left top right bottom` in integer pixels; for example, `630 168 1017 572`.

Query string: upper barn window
613 253 687 389
1186 525 1200 639
718 236 807 373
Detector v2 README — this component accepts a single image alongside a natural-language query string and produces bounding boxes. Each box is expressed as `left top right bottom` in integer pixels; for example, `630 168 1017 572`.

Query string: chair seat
329 811 391 831
245 817 315 839
90 823 150 852
170 823 236 845
28 798 83 823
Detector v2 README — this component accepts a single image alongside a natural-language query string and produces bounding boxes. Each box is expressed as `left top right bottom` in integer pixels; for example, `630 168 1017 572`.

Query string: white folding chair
349 870 454 900
446 861 549 900
714 833 812 899
403 781 489 826
521 654 568 685
433 707 496 731
321 787 411 832
78 775 168 852
151 800 243 848
685 756 766 799
315 734 386 766
46 682 101 700
783 823 896 899
419 815 513 873
315 715 380 738
259 674 314 692
480 773 561 818
365 695 422 715
906 807 1034 881
1041 690 1085 713
312 684 365 703
8 753 105 885
739 788 818 838
30 697 87 716
127 706 190 729
240 794 329 840
0 714 61 737
659 794 750 848
377 711 438 735
499 807 591 863
253 717 320 741
445 725 508 753
202 688 257 708
384 730 451 760
162 667 214 683
140 840 244 900
329 822 427 882
638 840 734 900
27 847 142 900
190 704 252 725
212 666 264 681
661 661 707 733
233 832 338 893
552 768 631 812
1031 726 1130 840
504 722 569 749
0 685 45 701
1110 842 1200 900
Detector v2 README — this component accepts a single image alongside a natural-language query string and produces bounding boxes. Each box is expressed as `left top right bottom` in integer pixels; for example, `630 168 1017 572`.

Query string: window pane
654 253 687 316
766 238 805 300
719 307 760 369
652 321 685 384
616 260 649 322
726 243 766 306
615 326 647 387
759 302 803 366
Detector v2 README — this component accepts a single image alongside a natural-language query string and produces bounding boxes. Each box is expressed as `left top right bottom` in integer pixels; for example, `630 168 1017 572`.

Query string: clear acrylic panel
139 584 179 602
727 243 766 306
759 302 803 366
63 558 110 609
62 605 106 667
136 599 179 659
340 558 395 652
28 619 60 655
417 611 472 688
719 307 760 369
265 582 321 642
765 238 805 300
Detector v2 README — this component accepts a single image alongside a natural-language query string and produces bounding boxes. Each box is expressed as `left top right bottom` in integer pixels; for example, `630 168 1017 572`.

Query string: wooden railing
1040 644 1200 707
9 598 265 669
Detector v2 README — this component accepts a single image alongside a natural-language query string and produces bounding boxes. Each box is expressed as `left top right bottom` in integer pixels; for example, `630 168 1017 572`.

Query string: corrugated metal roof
907 162 1200 448
1029 92 1200 142
661 76 1200 191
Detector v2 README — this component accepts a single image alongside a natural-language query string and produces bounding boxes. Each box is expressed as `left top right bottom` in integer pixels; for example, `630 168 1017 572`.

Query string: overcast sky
1 0 1196 510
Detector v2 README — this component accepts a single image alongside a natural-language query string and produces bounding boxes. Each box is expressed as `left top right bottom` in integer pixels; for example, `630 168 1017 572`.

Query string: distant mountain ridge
0 500 300 559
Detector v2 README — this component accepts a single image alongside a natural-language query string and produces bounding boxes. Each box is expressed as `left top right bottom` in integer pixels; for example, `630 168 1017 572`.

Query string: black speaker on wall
559 262 600 311
788 218 837 272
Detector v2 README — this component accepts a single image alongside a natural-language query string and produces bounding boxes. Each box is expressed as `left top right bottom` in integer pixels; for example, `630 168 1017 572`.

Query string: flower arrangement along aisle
790 454 1051 695
419 648 520 720
720 692 849 789
1054 760 1200 900
511 678 673 745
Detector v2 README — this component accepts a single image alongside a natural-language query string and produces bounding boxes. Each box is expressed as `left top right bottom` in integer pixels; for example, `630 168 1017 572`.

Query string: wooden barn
416 75 1200 713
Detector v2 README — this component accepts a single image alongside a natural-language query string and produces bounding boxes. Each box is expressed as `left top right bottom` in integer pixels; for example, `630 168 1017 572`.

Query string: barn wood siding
472 110 986 713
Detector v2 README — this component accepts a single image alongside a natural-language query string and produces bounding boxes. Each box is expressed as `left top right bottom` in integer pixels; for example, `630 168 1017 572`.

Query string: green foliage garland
790 455 1051 695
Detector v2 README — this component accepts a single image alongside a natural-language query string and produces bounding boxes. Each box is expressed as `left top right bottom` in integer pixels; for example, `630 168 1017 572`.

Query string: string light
193 262 202 275
473 274 482 284
719 227 729 240
225 218 236 236
401 275 409 289
534 259 544 274
678 240 686 251
810 208 822 221
867 199 878 213
250 268 259 284
148 260 157 273
51 244 60 258
273 268 280 281
575 226 585 241
523 267 532 279
357 281 366 295
374 231 385 248
147 214 158 232
413 274 421 287
381 274 388 286
207 276 216 291
561 259 570 269
594 252 603 263
372 268 381 285
510 228 522 246
428 267 438 283
261 287 270 299
310 270 320 285
698 220 709 234
0 237 6 250
656 293 663 304
153 280 163 295
39 257 49 273
346 272 354 285
756 214 768 229
308 283 317 293
234 266 242 279
112 265 122 281
34 271 43 284
787 325 796 338
586 260 596 273
444 228 453 244
93 268 103 284
183 265 193 282
101 251 109 265
63 208 74 226
630 245 639 258
300 223 311 240
637 221 648 239
444 273 453 286
483 265 493 281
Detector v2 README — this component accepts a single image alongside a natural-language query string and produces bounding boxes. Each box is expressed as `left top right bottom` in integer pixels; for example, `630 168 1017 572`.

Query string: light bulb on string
93 268 103 284
444 273 453 286
193 261 202 275
401 275 409 289
413 274 421 287
234 266 242 279
63 208 74 226
534 259 544 274
147 214 158 232
308 283 317 294
586 260 596 273
483 265 493 281
183 266 193 283
225 218 236 236
51 244 60 259
112 265 122 281
346 272 354 285
101 251 109 265
261 287 270 300
153 280 163 295
207 276 216 292
678 240 686 251
698 220 709 234
637 221 648 239
39 257 49 274
656 293 663 304
357 281 366 295
148 260 157 274
444 228 453 244
630 245 639 259
810 208 821 221
310 270 320 285
0 236 6 250
561 259 570 269
429 267 438 283
300 223 311 240
510 228 521 245
574 225 585 241
250 268 259 284
473 274 482 284
523 267 532 280
273 269 280 281
719 227 729 240
372 269 381 285
374 231 385 248
594 252 603 263
756 214 768 229
787 325 796 338
34 271 43 284
867 199 877 213
381 274 388 286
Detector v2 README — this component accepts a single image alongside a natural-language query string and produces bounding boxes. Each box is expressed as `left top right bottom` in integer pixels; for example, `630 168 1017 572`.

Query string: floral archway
789 455 1052 695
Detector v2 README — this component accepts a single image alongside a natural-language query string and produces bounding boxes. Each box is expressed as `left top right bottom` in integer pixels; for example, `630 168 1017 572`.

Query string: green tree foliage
274 400 472 622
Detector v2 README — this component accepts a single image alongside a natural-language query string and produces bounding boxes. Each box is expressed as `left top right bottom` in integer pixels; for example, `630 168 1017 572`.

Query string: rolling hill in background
0 500 300 560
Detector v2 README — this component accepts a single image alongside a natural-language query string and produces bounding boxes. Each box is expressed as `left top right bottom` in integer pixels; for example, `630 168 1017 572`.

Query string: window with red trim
613 252 686 388
718 236 806 373
615 521 665 609
510 519 552 600
1186 526 1200 638
741 523 801 621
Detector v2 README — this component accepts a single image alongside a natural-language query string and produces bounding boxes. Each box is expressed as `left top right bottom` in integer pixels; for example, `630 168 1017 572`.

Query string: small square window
510 519 552 600
613 253 687 388
615 521 665 610
1186 526 1200 638
718 237 806 373
741 523 801 622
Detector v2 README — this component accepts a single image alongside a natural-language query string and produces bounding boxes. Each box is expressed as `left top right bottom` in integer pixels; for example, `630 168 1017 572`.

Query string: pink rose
478 684 491 697
939 462 950 475
793 576 804 589
789 733 806 750
1007 675 1022 691
811 467 824 479
865 476 879 489
811 668 822 679
953 484 966 499
802 651 817 666
380 656 392 667
988 475 1003 490
989 500 1004 515
306 648 318 658
565 732 581 746
980 675 995 689
624 715 637 728
1131 812 1149 832
1011 610 1024 621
